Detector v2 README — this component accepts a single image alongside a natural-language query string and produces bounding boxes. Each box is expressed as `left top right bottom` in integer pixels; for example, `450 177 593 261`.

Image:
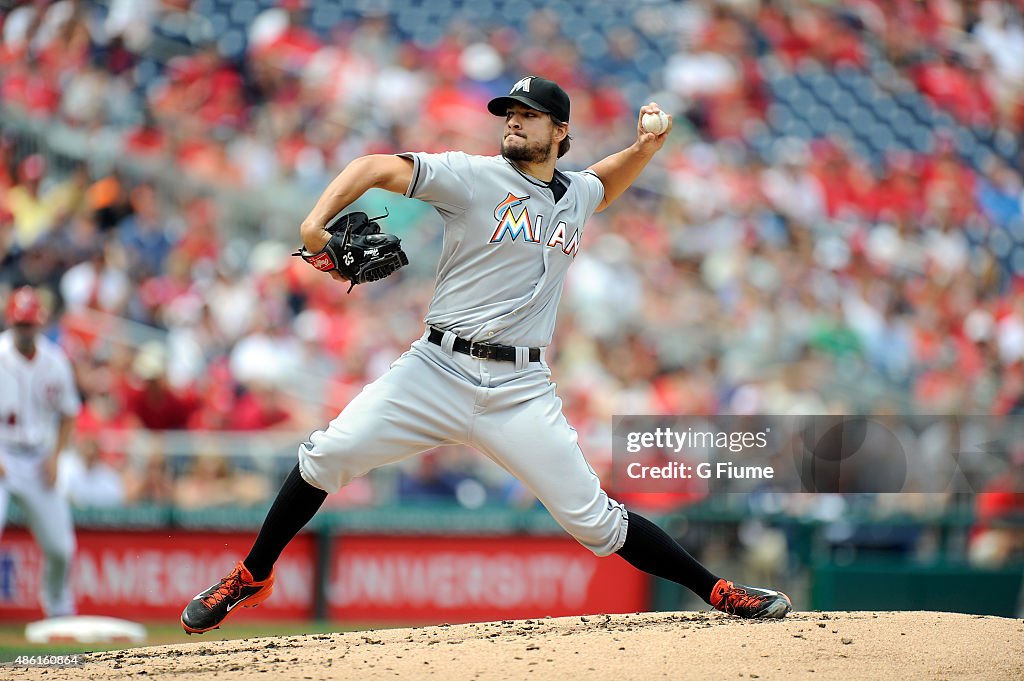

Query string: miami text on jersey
488 192 580 257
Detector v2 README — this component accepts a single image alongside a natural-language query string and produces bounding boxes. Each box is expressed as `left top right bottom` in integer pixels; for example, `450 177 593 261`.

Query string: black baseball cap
487 75 570 123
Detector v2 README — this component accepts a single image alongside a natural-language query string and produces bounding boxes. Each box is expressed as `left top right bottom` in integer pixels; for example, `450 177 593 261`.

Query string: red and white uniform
0 329 81 617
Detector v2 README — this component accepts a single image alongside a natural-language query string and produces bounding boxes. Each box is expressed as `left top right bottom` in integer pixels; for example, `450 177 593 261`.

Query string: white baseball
641 110 669 135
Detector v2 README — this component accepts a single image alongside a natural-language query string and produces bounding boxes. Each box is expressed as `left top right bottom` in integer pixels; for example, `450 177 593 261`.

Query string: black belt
428 327 540 362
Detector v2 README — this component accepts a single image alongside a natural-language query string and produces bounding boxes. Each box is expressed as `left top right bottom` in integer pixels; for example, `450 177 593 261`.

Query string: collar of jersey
503 156 569 202
503 156 557 188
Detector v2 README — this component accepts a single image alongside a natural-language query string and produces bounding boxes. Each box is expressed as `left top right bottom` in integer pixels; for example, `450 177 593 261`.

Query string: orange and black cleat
181 562 275 634
710 579 792 619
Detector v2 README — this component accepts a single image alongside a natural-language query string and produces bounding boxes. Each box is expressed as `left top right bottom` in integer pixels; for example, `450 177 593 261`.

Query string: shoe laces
718 583 765 612
202 566 245 608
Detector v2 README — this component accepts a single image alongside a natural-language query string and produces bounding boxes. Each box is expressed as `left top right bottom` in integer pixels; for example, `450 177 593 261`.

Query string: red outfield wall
0 529 647 623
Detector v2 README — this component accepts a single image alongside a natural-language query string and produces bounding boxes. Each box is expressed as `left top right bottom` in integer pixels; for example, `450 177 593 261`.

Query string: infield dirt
4 611 1023 680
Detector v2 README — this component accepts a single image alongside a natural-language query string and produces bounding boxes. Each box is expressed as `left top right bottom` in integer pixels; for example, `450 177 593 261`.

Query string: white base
25 616 147 644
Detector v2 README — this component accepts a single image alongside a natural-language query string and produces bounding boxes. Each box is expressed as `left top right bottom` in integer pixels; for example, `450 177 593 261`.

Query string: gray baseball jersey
399 152 605 348
299 151 628 558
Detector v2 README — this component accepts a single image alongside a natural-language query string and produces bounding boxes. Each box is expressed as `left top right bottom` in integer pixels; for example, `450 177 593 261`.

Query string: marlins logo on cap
487 75 571 123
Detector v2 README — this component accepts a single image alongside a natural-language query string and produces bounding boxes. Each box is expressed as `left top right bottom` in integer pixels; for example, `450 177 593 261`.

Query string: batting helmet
5 287 45 325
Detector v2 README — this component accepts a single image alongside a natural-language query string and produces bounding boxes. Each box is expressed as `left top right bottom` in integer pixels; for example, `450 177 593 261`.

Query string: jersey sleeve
397 151 475 218
576 170 606 219
54 351 82 418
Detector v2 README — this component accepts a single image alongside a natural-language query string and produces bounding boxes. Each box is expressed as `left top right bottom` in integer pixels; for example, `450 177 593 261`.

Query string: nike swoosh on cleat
226 595 252 612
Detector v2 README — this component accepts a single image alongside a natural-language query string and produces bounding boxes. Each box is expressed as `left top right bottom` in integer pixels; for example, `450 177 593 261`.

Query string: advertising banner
1 530 648 623
328 535 648 624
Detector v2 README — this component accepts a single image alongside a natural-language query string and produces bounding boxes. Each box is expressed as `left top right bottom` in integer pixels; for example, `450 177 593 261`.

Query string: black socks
244 463 327 581
616 511 720 604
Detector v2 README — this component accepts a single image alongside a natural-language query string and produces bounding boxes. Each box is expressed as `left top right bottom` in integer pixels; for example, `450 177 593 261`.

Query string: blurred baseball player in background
182 75 792 634
0 286 81 618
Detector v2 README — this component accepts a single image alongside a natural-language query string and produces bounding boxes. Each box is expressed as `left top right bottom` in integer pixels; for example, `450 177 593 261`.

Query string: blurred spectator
913 48 995 126
76 386 134 461
760 138 826 226
123 451 176 505
116 183 176 278
7 155 71 248
975 157 1024 229
87 169 133 233
397 451 470 505
226 382 305 431
60 242 133 314
250 0 323 75
173 453 270 509
119 341 200 429
972 1 1024 125
123 107 168 157
105 0 158 53
228 311 303 387
58 436 126 508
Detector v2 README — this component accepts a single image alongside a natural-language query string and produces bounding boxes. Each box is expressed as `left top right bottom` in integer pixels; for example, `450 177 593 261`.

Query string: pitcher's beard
501 135 553 164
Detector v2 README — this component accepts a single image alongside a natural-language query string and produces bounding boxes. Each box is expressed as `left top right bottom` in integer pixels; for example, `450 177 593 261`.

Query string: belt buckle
469 342 490 359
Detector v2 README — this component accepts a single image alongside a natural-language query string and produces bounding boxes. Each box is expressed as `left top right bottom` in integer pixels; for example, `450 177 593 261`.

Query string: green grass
0 621 365 663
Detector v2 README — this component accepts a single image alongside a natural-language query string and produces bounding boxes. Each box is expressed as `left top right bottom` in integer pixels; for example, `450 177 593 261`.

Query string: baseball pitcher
182 75 791 634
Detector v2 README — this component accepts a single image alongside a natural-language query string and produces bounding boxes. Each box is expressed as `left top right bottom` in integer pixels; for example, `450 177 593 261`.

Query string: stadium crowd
1 0 1023 532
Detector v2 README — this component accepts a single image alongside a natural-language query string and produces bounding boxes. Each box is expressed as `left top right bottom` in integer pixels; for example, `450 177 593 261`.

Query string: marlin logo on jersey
489 193 581 257
490 193 539 243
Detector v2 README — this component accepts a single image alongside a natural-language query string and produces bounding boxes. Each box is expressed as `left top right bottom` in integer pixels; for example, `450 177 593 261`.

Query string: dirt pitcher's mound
7 611 1024 681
